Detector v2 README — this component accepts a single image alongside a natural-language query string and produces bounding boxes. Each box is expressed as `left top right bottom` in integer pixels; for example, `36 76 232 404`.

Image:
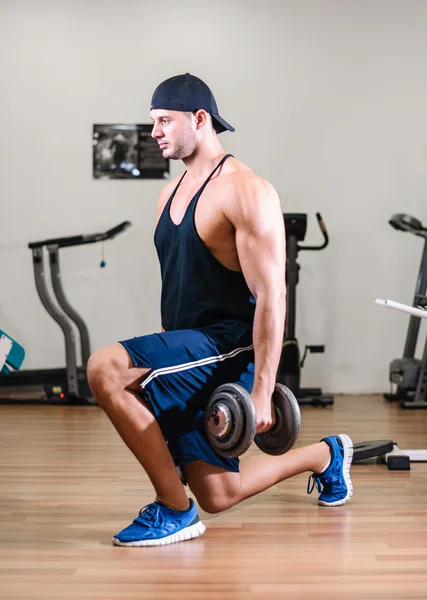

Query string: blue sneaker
113 499 205 547
307 434 354 506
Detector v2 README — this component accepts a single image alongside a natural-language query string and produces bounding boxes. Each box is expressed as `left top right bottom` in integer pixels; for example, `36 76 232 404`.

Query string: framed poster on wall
92 124 170 180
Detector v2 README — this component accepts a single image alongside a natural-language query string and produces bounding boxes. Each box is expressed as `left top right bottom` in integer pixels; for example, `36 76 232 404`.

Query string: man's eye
162 120 169 124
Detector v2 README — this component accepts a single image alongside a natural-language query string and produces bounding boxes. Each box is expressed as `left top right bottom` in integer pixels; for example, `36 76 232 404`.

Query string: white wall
1 0 426 393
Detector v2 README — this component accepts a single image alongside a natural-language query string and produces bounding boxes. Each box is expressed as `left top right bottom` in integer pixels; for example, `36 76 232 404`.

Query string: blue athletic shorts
119 320 254 474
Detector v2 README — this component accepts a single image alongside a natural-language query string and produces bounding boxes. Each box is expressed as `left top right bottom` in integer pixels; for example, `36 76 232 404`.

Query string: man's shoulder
224 159 276 198
221 160 280 224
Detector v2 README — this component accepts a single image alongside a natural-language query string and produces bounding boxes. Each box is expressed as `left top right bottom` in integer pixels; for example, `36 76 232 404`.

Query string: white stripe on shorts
140 344 254 389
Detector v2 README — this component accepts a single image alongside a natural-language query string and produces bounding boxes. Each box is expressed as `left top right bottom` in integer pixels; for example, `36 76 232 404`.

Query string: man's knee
185 463 242 514
190 479 241 514
196 496 227 515
87 344 129 399
195 494 233 514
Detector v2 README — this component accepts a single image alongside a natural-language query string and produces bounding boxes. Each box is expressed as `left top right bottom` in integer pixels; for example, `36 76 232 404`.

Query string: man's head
150 73 234 160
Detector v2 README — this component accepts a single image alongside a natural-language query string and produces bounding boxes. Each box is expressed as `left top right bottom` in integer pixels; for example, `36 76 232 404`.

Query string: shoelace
307 441 346 496
307 473 323 495
135 503 167 529
307 466 345 495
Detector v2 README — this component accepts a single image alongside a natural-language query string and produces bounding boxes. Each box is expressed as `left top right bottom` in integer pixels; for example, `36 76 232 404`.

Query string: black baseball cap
151 73 235 134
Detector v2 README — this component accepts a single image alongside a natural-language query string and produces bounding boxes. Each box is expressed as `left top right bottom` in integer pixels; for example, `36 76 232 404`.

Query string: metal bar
32 247 79 397
413 333 427 407
29 221 131 249
299 213 329 250
285 236 298 339
399 449 427 461
403 238 427 358
48 247 91 366
375 298 427 319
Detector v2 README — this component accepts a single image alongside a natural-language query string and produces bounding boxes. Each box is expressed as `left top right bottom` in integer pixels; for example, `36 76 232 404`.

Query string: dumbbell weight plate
205 383 256 458
254 383 301 455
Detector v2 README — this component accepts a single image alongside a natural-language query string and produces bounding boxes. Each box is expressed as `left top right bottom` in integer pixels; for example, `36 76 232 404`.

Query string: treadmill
0 221 131 404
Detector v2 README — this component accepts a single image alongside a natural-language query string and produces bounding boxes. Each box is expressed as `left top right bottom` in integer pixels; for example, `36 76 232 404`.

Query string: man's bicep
234 183 286 298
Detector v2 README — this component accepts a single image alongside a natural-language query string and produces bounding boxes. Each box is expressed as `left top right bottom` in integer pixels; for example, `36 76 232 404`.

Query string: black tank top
154 154 256 331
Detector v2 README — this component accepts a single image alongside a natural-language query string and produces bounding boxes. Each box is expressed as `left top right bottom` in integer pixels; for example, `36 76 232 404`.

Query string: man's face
150 109 197 160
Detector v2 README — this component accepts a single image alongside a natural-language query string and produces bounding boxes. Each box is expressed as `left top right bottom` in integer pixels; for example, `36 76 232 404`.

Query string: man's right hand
251 392 276 434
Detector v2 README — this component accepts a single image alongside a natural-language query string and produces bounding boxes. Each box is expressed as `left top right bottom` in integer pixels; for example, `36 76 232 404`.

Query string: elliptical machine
384 213 427 408
276 213 333 407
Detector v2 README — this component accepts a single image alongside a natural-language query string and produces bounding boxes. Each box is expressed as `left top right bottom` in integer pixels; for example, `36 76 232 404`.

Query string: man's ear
194 110 211 130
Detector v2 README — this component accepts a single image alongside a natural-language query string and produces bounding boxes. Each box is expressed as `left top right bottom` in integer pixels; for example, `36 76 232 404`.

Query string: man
87 73 353 547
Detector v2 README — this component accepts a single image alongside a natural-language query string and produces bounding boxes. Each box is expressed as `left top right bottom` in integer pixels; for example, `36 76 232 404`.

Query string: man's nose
151 122 163 139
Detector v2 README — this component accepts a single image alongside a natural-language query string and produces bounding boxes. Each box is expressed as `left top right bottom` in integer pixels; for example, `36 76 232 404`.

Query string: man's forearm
251 291 287 398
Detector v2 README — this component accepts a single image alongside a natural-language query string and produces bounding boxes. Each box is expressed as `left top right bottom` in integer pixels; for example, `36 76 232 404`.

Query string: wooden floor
1 396 427 600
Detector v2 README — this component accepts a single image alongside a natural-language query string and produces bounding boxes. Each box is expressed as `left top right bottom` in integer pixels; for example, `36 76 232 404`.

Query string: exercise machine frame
360 295 427 469
0 221 131 404
384 213 427 408
277 213 333 407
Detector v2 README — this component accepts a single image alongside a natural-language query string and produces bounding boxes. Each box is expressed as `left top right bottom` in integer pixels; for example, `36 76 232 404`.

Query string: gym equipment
0 333 13 374
379 293 427 408
383 214 427 407
359 294 427 469
0 221 131 404
383 445 427 470
353 440 394 461
205 383 255 458
0 331 25 375
254 385 301 456
353 439 427 471
205 382 301 458
276 213 333 406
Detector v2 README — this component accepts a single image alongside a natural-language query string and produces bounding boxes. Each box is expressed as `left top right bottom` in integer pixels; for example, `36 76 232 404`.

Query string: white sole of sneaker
112 520 206 547
318 433 354 507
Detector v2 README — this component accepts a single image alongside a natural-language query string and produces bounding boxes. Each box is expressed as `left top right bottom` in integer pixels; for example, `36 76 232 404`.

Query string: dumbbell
205 382 301 458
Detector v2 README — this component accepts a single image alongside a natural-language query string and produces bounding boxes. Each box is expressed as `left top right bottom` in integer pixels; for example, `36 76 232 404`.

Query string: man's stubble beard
166 123 197 160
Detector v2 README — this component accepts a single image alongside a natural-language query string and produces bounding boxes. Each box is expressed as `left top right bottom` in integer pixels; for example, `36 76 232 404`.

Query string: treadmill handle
29 221 132 249
105 221 132 240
